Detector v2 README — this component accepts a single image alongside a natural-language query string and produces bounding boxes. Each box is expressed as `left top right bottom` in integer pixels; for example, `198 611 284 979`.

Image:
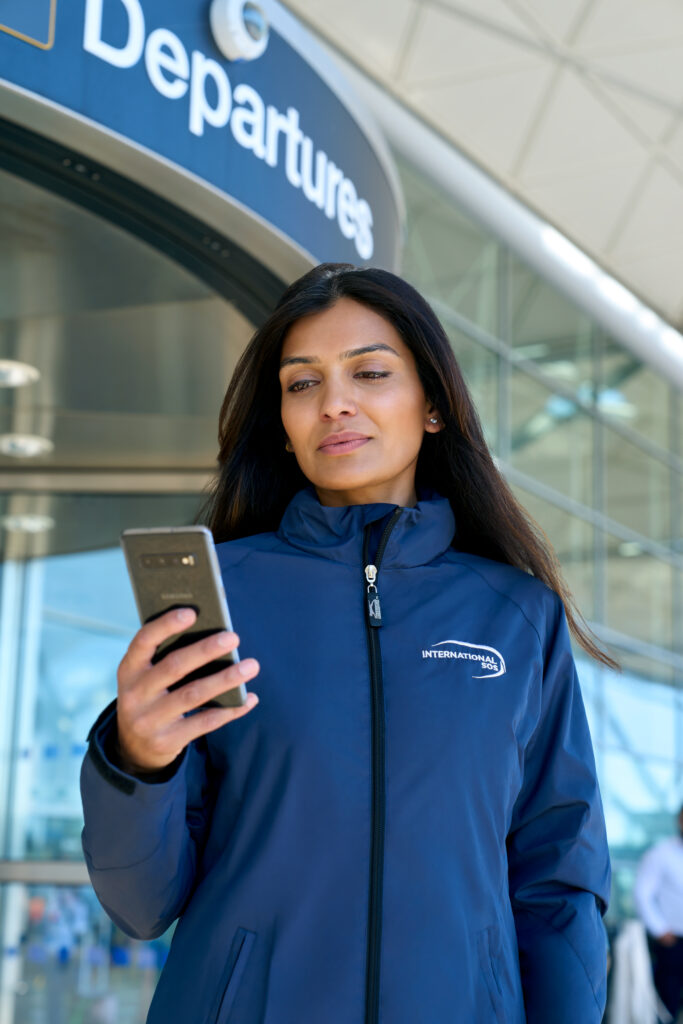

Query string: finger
159 658 260 724
141 629 242 700
121 607 204 676
172 692 260 747
120 604 236 682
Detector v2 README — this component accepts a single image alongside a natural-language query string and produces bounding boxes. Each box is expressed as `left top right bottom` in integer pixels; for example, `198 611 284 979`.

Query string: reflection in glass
395 153 500 335
605 536 673 651
510 486 594 620
604 431 671 544
0 883 173 1023
599 331 671 449
510 368 593 507
602 672 676 763
508 253 594 398
0 168 254 474
601 750 678 852
445 325 498 451
0 494 202 862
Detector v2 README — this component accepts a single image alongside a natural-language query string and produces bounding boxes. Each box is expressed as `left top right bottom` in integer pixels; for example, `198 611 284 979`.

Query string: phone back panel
120 525 244 707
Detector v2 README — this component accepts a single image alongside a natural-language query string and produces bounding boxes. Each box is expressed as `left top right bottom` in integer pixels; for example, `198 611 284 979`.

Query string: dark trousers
648 933 683 1020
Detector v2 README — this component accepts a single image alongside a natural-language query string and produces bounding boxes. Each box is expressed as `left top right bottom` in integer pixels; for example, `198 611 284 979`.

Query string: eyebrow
279 343 401 369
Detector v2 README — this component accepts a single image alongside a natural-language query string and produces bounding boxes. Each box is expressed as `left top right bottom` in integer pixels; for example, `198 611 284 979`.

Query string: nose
317 375 358 420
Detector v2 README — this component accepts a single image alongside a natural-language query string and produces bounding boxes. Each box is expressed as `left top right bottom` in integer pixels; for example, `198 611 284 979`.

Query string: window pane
508 255 594 397
611 648 676 690
602 671 677 762
0 493 202 861
510 368 593 506
605 533 673 650
510 486 594 619
0 168 253 474
604 430 671 544
445 326 498 452
600 332 672 450
601 750 676 850
0 883 173 1023
395 152 501 335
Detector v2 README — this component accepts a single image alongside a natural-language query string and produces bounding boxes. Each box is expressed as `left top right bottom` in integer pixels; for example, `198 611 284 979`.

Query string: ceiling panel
432 0 539 35
585 44 683 106
516 70 646 180
522 160 645 253
409 61 555 172
511 0 591 42
666 119 683 174
609 165 683 259
576 0 683 52
400 3 538 86
283 0 683 325
289 0 418 78
589 82 674 146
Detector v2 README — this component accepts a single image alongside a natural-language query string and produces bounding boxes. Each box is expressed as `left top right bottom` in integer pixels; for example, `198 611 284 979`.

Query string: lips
318 431 370 450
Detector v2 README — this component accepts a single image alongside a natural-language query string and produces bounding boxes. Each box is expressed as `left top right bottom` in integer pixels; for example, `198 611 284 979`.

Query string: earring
285 439 293 451
429 417 438 424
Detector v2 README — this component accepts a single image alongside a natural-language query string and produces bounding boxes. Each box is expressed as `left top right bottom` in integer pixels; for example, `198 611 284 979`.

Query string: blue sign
0 0 55 48
0 0 401 268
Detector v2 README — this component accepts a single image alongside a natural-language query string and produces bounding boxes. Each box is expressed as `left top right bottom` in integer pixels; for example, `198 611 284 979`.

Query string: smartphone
120 525 246 709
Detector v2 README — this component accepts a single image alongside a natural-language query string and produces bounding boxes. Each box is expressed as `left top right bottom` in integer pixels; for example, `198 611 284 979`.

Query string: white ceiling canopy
282 0 683 337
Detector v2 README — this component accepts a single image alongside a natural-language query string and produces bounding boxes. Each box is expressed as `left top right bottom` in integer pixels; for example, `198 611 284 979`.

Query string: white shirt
608 920 669 1024
634 836 683 938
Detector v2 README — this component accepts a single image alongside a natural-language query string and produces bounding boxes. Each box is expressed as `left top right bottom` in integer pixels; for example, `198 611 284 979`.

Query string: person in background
634 804 683 1022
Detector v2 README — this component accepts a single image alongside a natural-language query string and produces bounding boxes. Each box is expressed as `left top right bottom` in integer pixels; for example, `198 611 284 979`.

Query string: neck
313 482 418 509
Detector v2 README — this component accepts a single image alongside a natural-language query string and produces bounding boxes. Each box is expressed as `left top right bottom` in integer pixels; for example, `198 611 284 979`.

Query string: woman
81 262 613 1024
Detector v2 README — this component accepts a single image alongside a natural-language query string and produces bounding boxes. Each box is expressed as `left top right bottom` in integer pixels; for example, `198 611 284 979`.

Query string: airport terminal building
0 1 681 1019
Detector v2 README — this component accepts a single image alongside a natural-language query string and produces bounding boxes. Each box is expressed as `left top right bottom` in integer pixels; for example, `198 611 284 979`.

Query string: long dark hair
198 262 618 670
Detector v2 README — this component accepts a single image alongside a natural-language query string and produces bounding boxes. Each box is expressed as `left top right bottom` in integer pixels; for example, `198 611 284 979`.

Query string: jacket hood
275 482 456 568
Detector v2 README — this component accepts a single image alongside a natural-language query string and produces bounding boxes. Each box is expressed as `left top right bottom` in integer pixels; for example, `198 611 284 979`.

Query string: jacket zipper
363 507 403 1024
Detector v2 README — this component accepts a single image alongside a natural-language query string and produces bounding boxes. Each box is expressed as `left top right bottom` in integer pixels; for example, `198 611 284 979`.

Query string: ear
424 402 442 433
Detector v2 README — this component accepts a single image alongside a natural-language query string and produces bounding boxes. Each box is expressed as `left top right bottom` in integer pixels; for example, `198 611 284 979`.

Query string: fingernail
247 693 259 708
216 631 234 648
239 658 257 676
176 608 195 623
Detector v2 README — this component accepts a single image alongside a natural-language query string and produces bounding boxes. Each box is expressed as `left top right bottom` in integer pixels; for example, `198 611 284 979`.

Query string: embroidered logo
421 640 506 678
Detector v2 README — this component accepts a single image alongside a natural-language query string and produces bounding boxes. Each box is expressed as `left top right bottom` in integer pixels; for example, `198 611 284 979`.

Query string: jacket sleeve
80 700 217 940
506 592 611 1024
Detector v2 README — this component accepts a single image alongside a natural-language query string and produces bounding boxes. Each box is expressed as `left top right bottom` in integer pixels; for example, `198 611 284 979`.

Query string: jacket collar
276 482 456 568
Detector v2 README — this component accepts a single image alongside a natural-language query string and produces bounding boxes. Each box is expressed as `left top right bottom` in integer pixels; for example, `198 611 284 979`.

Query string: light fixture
596 389 637 419
210 0 269 61
0 360 40 388
0 514 55 533
618 540 643 558
0 434 54 458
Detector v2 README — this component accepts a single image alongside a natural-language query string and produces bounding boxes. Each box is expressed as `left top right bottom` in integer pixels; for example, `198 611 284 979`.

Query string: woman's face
278 296 442 507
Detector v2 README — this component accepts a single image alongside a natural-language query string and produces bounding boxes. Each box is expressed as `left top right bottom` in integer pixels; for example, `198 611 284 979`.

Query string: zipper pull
365 564 382 627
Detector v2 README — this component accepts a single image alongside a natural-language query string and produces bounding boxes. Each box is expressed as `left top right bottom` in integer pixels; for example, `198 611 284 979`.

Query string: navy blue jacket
80 484 611 1023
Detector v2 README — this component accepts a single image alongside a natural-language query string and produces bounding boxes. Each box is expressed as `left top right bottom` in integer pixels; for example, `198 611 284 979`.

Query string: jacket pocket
476 925 506 1023
211 926 257 1024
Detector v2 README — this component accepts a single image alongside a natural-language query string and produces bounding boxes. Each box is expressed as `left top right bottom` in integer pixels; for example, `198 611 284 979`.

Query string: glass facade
394 148 683 925
0 883 171 1023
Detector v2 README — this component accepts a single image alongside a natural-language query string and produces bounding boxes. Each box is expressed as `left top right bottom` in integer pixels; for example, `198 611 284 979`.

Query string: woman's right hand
115 607 260 775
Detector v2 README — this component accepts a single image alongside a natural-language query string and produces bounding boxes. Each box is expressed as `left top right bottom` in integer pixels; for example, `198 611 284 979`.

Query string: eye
286 371 391 393
286 379 316 393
